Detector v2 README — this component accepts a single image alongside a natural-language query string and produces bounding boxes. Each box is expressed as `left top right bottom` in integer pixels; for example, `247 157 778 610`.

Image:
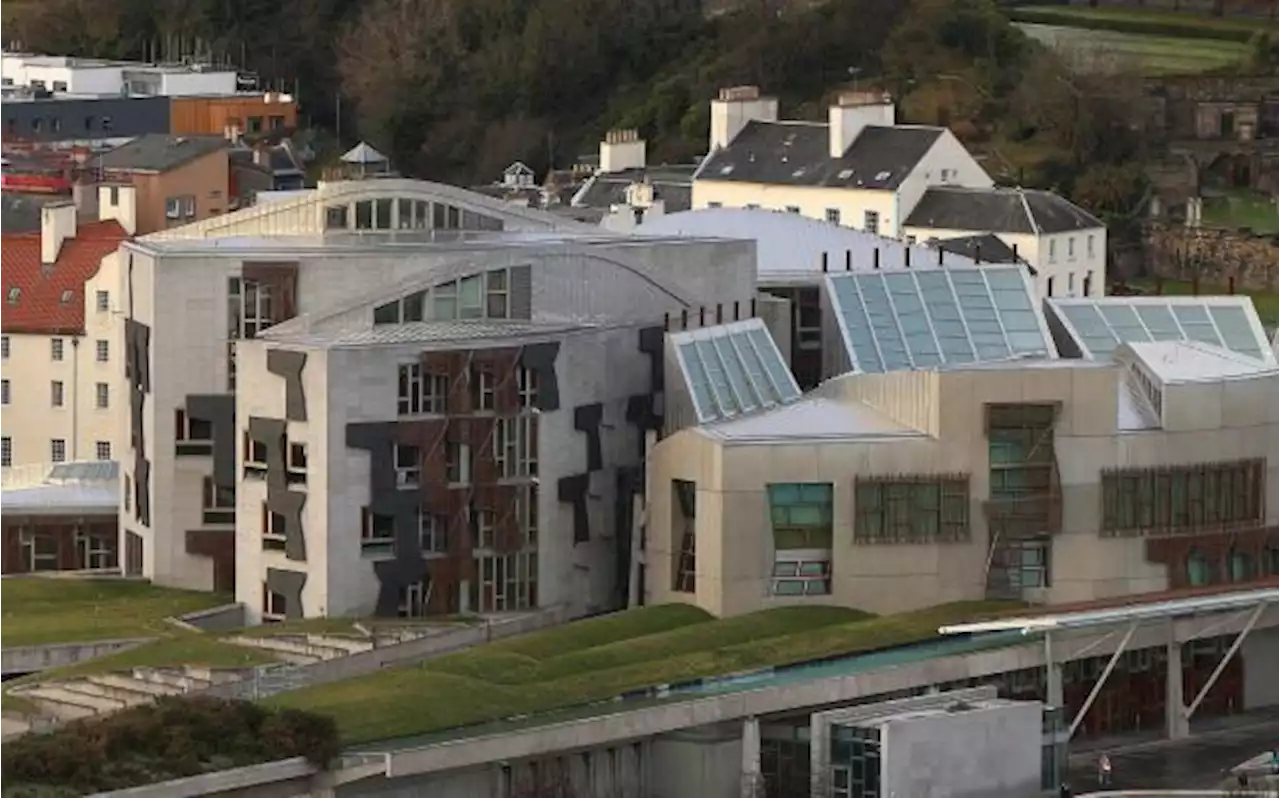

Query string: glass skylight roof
826 265 1052 373
1047 297 1272 362
671 318 802 424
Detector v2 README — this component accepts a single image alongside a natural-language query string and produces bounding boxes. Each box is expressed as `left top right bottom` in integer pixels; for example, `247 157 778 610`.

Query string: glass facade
1049 297 1269 361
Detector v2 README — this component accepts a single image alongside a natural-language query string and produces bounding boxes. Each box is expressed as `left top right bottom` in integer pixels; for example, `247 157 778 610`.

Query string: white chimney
98 183 138 235
710 85 778 152
600 129 646 173
829 90 895 158
40 201 77 265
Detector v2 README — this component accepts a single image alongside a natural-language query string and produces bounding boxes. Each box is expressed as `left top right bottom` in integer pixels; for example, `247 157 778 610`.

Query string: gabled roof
928 233 1022 265
1121 340 1277 383
504 161 535 176
98 134 228 174
573 166 696 211
1 220 128 335
341 142 388 165
905 186 1103 235
696 120 943 191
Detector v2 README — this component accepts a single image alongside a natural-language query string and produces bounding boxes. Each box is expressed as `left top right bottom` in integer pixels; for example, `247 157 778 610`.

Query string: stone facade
1142 221 1279 292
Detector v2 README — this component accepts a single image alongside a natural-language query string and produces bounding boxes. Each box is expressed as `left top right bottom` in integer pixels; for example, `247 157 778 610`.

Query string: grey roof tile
905 187 1103 235
98 134 228 173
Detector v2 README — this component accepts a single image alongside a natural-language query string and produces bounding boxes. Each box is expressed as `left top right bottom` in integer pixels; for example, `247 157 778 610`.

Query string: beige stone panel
1068 367 1121 437
1164 381 1223 432
1221 376 1279 428
720 441 821 491
1048 532 1166 605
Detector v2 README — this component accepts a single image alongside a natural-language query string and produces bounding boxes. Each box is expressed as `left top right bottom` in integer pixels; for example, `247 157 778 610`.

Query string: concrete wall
880 702 1043 798
650 726 742 798
2 636 153 675
1242 626 1278 709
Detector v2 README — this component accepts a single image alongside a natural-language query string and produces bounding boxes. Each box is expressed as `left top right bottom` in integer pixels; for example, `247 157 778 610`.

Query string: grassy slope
268 601 1014 744
1202 189 1280 235
1009 5 1269 38
1016 22 1249 75
1 579 231 647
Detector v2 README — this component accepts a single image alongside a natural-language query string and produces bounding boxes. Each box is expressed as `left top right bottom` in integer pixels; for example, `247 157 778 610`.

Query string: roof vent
7 287 21 304
837 168 854 180
60 289 74 304
875 170 892 181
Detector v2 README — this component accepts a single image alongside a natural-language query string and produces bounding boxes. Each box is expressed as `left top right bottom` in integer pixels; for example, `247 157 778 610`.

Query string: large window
495 416 537 478
854 477 969 543
361 509 395 557
1100 459 1265 537
397 363 449 415
76 530 117 570
228 276 275 340
476 551 537 612
21 530 60 572
373 269 516 325
767 483 833 596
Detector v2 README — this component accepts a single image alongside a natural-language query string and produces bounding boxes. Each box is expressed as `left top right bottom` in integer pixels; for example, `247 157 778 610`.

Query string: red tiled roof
1 220 129 336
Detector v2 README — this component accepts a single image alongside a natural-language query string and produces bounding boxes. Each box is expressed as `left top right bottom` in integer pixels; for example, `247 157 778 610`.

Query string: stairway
8 666 251 725
226 633 376 665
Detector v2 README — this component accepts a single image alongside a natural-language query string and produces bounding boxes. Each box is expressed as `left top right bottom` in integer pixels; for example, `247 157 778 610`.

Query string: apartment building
1 202 128 470
94 134 230 234
646 264 1279 617
116 178 756 624
690 86 1106 293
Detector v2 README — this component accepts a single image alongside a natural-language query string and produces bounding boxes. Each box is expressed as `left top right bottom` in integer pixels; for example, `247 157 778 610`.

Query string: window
1087 235 1095 258
202 476 235 510
375 198 393 229
288 442 307 473
767 483 833 596
1 436 10 467
355 200 374 229
1100 460 1266 536
51 338 64 361
21 530 59 572
476 551 537 612
175 408 213 441
862 210 879 234
1083 272 1093 297
1008 537 1050 588
395 444 421 488
262 585 287 620
458 275 484 319
1067 237 1075 260
745 203 761 210
270 115 285 130
1067 273 1075 294
247 115 263 133
2 335 10 358
7 287 19 305
1 379 8 405
854 477 970 543
445 442 471 484
433 281 457 319
96 339 109 362
1229 549 1254 583
51 438 67 463
474 509 496 549
518 368 538 408
102 116 113 132
1046 276 1054 297
325 204 349 229
1048 239 1057 262
495 416 537 478
95 382 109 408
707 201 723 209
165 195 196 221
228 276 275 340
826 208 841 225
398 198 414 229
474 370 495 411
76 530 116 570
417 508 449 554
486 270 509 319
1186 549 1211 587
244 431 268 466
96 290 109 312
521 484 539 546
785 205 801 214
403 291 425 322
107 186 119 206
263 504 287 551
361 509 396 557
51 380 64 407
397 363 449 415
51 80 68 92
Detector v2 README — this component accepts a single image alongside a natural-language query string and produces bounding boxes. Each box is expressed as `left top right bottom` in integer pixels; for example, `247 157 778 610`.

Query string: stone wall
1141 222 1279 291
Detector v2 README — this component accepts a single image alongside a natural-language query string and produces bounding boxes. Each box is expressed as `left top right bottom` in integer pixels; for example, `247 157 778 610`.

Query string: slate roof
1 193 60 233
573 165 697 212
905 186 1103 235
1 220 129 335
696 120 943 191
928 233 1021 264
98 134 228 173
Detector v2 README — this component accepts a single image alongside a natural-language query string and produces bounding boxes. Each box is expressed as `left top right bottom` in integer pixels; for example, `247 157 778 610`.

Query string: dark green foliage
1 696 339 795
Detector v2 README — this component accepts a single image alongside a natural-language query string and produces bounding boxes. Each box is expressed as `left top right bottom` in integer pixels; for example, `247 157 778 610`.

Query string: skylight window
60 289 74 304
6 287 19 304
671 318 802 424
1047 297 1271 362
826 265 1052 373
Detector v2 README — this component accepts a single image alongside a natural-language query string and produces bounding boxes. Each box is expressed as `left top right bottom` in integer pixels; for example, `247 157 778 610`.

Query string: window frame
95 339 109 362
95 382 109 409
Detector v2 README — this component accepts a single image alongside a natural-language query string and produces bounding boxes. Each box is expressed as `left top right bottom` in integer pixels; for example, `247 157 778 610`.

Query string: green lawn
267 601 1015 744
1016 22 1249 75
1009 5 1269 40
1 578 232 647
1128 277 1278 327
1202 188 1279 235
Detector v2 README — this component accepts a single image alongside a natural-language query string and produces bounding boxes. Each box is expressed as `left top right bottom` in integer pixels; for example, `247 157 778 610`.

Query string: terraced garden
267 600 1016 744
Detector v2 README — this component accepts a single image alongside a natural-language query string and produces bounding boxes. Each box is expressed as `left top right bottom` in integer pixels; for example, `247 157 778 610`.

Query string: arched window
1228 549 1254 583
1186 549 1211 587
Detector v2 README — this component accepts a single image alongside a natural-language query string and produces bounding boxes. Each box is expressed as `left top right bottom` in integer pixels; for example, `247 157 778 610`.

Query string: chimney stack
709 85 779 151
40 202 77 266
600 129 646 173
828 90 895 158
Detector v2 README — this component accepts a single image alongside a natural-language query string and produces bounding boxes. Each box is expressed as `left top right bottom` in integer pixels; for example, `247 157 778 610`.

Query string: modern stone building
115 178 757 622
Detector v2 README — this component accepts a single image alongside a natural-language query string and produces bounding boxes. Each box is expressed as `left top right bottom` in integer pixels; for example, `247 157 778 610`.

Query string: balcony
983 493 1062 537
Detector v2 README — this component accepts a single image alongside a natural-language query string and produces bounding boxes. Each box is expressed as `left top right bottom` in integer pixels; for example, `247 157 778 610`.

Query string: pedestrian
1097 753 1112 787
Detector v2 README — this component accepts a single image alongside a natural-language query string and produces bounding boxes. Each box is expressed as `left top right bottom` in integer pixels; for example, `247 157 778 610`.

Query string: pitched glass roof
671 318 802 424
826 265 1053 373
1047 297 1272 363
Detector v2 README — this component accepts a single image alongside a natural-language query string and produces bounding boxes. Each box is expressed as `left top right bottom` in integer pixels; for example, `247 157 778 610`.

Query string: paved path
1066 719 1279 792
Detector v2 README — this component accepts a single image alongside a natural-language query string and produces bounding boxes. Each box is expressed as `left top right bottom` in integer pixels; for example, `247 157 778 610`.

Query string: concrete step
306 634 374 655
70 678 164 706
131 667 213 692
226 637 323 665
87 673 183 699
182 665 246 685
20 686 110 720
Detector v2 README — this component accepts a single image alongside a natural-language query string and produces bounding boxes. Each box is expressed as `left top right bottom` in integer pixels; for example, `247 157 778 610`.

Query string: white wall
895 129 994 235
159 70 237 96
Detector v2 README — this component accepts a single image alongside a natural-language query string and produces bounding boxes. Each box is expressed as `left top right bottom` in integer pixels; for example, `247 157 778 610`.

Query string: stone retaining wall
1142 222 1279 292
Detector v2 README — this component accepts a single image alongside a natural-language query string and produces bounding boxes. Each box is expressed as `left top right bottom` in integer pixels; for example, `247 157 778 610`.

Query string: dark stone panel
558 473 591 544
266 349 308 422
638 325 665 393
125 318 152 528
248 416 307 562
125 319 152 393
518 342 561 411
133 456 151 527
187 395 236 488
626 394 661 432
347 422 431 616
265 568 306 620
573 403 604 472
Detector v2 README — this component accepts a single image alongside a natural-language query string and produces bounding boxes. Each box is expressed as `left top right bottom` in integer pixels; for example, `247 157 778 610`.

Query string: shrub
1 696 340 794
